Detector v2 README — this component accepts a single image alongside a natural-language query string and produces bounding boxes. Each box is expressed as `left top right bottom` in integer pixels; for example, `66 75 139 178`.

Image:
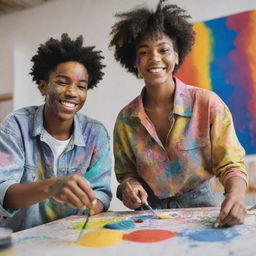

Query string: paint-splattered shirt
0 105 112 231
114 78 247 200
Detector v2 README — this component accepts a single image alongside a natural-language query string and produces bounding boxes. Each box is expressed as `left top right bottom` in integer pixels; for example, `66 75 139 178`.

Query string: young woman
110 0 248 228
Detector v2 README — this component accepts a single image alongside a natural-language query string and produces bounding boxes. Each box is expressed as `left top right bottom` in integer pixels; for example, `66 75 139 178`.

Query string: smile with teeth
60 100 77 108
148 67 165 73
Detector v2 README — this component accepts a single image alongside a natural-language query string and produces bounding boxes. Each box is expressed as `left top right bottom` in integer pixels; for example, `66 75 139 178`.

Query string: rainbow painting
176 10 256 155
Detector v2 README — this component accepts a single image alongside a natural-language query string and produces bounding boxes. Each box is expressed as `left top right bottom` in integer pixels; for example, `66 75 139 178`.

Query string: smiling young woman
110 0 248 228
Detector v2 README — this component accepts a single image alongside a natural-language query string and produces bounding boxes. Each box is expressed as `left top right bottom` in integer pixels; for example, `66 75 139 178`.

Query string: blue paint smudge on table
180 228 240 242
131 215 155 221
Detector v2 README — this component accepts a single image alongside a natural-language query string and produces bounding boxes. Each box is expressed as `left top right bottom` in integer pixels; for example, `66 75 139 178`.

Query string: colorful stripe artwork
176 10 256 155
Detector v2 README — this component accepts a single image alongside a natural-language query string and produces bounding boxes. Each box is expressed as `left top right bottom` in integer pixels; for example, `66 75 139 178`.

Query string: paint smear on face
76 229 124 248
123 229 177 243
136 56 141 65
180 229 239 242
103 220 135 230
71 218 122 230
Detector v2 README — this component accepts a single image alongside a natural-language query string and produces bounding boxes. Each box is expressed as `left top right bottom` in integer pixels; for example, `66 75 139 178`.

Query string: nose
65 83 78 97
149 50 161 62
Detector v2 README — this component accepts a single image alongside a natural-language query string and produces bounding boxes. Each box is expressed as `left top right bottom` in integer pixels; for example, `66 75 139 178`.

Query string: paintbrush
76 208 90 241
143 201 161 219
126 181 160 219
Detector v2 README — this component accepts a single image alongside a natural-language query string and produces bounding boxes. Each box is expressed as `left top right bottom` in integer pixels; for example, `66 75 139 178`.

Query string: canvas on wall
176 10 256 155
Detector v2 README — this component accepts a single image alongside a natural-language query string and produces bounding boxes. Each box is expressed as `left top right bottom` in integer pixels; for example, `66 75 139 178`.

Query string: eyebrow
137 42 171 49
55 75 88 83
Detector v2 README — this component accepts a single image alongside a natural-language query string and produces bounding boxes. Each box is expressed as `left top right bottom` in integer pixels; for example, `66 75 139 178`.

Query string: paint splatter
123 229 177 243
134 219 144 223
131 215 154 221
180 228 239 242
103 220 135 230
76 229 124 248
71 218 122 230
158 215 173 219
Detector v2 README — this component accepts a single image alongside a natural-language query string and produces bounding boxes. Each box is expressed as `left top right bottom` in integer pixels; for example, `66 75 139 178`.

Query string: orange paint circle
123 229 177 243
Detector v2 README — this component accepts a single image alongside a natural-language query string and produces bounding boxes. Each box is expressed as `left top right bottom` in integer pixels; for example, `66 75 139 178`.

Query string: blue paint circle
103 220 135 230
181 229 239 242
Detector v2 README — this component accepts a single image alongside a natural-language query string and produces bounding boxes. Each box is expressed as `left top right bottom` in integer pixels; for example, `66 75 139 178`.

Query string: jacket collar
32 105 85 147
130 77 193 118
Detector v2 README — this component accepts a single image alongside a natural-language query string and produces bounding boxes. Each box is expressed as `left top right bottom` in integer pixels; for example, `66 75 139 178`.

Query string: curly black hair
30 33 105 89
109 0 195 77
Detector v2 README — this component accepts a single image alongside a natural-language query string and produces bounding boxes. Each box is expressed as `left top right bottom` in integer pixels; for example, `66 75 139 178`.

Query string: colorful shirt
0 105 112 231
114 78 247 200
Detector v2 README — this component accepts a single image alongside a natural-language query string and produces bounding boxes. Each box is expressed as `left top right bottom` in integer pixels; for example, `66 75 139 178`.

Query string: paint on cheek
45 85 61 114
136 57 141 65
123 229 178 243
76 229 124 248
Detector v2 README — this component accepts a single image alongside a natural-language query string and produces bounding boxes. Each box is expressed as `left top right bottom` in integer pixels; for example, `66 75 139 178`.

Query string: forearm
3 178 56 209
224 176 247 198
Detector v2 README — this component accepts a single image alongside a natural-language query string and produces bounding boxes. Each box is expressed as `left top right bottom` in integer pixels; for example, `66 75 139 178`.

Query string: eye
138 50 148 56
160 48 172 54
78 84 87 90
55 80 67 85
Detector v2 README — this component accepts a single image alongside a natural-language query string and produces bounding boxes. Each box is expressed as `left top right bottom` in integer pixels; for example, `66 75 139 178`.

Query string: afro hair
30 33 105 89
109 0 195 77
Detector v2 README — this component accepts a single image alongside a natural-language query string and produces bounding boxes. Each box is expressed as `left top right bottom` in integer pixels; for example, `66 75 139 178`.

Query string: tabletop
4 207 256 256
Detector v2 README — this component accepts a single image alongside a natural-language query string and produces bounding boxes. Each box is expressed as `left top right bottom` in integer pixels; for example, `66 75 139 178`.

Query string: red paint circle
123 229 177 243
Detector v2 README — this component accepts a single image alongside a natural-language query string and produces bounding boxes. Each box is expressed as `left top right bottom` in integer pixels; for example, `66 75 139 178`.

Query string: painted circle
123 229 177 243
76 229 124 248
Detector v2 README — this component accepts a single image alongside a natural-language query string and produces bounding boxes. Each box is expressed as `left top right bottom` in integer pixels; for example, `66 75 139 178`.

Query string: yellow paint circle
76 229 124 248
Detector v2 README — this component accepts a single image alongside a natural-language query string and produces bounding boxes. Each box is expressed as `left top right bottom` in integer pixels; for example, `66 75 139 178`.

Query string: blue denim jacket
0 105 112 231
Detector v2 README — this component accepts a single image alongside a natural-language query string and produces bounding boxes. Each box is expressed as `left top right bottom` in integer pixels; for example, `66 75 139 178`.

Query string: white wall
0 0 255 210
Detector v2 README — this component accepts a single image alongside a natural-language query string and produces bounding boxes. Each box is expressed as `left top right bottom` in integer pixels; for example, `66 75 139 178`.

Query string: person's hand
122 178 147 209
215 192 247 227
48 174 96 210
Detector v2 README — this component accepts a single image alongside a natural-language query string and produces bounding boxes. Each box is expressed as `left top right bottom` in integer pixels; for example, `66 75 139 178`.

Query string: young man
0 33 112 231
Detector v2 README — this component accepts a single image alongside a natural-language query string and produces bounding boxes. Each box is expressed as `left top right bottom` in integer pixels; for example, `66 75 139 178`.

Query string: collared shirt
114 78 247 200
0 105 112 231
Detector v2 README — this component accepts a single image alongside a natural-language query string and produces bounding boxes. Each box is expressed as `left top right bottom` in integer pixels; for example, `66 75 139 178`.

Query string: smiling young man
110 0 248 228
0 34 112 231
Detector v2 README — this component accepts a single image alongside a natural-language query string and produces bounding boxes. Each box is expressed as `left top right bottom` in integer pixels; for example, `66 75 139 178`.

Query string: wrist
41 177 58 197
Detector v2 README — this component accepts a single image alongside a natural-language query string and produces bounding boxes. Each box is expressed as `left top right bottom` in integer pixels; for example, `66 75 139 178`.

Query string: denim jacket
0 105 112 231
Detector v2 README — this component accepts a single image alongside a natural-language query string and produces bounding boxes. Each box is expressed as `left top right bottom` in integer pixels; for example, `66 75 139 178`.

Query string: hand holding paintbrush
126 181 160 218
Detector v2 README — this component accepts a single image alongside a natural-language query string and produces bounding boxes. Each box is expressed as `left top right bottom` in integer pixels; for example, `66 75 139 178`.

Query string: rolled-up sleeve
210 96 248 185
114 114 138 200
